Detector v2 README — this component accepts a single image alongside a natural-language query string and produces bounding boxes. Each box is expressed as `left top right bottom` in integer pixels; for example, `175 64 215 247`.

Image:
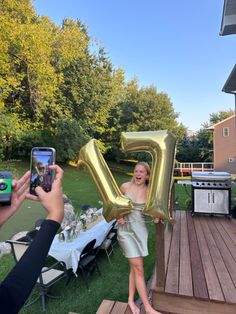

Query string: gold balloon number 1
77 139 134 222
78 130 176 222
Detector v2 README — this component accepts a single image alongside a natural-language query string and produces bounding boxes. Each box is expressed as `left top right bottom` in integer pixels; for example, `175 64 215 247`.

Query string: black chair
106 220 118 247
15 229 38 243
98 227 115 265
77 239 101 289
34 218 45 229
80 204 91 212
26 229 39 241
6 240 68 312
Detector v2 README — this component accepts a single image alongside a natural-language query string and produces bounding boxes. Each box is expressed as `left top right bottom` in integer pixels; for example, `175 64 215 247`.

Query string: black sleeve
0 219 60 314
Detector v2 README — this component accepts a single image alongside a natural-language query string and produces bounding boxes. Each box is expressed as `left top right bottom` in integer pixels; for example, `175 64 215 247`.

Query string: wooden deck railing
174 162 214 176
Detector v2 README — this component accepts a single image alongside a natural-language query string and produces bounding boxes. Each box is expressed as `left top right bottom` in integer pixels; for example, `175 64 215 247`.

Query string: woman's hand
0 171 31 226
117 217 125 225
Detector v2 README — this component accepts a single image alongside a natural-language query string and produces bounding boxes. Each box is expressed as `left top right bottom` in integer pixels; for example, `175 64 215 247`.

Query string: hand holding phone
30 147 56 195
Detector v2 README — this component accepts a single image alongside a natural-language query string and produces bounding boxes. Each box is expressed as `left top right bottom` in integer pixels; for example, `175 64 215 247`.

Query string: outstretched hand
0 171 31 226
27 165 64 224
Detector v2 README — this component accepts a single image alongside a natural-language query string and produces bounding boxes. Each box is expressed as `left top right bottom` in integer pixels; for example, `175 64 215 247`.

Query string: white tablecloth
48 216 114 273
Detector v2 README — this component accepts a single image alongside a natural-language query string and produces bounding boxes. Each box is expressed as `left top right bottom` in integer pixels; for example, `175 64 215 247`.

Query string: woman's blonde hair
132 161 151 185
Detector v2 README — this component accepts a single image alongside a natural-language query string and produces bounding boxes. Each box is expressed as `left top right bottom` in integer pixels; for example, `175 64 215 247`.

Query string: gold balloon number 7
121 131 176 221
78 130 176 222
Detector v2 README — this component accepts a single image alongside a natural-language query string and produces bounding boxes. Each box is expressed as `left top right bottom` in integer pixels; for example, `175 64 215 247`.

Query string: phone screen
30 147 55 195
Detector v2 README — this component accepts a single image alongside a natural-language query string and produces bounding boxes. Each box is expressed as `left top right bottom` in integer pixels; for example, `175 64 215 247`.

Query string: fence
174 162 214 176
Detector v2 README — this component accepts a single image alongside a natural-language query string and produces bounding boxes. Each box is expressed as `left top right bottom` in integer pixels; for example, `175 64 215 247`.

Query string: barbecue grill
191 172 231 216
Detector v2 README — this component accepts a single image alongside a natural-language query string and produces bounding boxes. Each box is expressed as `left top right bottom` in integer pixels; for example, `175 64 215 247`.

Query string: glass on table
58 232 65 242
72 227 78 239
66 229 73 242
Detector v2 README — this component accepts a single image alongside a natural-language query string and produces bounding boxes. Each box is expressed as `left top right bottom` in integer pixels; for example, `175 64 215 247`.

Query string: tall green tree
106 81 185 160
208 109 234 125
59 41 123 152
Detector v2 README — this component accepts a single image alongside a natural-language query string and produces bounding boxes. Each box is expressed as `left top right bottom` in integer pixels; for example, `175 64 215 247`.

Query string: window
222 127 229 137
228 157 234 163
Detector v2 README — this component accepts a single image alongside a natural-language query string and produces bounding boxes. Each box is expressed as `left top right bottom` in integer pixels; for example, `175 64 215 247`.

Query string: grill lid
191 171 231 181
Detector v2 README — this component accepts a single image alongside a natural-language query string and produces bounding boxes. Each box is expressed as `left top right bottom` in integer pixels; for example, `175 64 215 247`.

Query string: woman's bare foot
128 300 140 314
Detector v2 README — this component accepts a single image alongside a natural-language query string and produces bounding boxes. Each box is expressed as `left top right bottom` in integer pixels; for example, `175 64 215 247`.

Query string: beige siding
213 116 236 174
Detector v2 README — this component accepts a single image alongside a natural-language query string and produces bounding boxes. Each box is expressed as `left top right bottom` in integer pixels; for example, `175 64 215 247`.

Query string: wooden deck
152 211 236 314
96 299 176 314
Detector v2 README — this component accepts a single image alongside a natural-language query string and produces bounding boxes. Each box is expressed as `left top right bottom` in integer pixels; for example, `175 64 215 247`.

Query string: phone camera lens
0 182 8 191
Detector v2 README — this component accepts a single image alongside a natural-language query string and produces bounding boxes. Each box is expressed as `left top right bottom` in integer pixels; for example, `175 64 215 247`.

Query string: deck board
220 218 236 247
210 218 236 288
215 218 236 261
164 217 173 272
179 211 193 296
200 217 236 303
187 213 208 299
194 217 224 302
165 210 180 294
96 300 132 314
152 211 236 314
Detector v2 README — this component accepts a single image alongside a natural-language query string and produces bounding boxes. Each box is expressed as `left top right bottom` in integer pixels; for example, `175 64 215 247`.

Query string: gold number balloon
77 139 134 222
121 130 176 221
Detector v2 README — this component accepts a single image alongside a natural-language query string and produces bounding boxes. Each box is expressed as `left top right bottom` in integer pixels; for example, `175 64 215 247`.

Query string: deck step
96 300 132 314
96 299 176 314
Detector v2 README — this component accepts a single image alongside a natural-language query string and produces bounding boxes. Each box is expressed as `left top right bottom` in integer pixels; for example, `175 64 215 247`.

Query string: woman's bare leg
129 257 162 314
128 266 140 314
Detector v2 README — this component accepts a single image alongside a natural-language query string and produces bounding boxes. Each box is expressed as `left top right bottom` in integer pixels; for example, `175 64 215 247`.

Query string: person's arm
0 171 31 226
0 165 64 314
0 220 60 313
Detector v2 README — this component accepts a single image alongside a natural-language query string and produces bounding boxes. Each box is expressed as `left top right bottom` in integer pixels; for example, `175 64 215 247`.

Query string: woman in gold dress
117 162 162 314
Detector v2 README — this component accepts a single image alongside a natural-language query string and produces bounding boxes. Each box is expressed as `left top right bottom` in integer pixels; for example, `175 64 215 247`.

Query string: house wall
214 116 236 174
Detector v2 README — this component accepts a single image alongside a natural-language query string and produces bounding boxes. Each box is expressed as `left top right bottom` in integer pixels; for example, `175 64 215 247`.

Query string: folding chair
6 240 67 312
77 239 101 289
106 221 118 247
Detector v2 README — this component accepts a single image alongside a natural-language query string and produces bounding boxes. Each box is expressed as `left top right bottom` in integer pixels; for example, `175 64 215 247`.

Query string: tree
59 44 121 153
0 110 24 160
176 129 213 162
106 81 186 160
176 109 234 162
208 109 234 125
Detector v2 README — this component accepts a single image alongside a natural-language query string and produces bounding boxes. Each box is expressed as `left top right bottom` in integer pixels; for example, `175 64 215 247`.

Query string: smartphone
30 147 56 195
0 172 12 205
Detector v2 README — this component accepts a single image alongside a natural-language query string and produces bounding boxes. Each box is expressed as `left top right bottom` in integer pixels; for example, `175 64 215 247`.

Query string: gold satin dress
117 198 148 258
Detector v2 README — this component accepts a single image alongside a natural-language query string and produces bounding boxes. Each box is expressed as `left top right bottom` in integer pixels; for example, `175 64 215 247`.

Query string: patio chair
14 229 38 243
98 228 114 265
6 239 68 312
76 238 101 289
34 218 45 229
106 221 118 247
80 204 92 212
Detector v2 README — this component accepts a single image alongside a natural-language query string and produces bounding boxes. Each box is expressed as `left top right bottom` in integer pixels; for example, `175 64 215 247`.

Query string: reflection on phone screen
30 150 54 194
